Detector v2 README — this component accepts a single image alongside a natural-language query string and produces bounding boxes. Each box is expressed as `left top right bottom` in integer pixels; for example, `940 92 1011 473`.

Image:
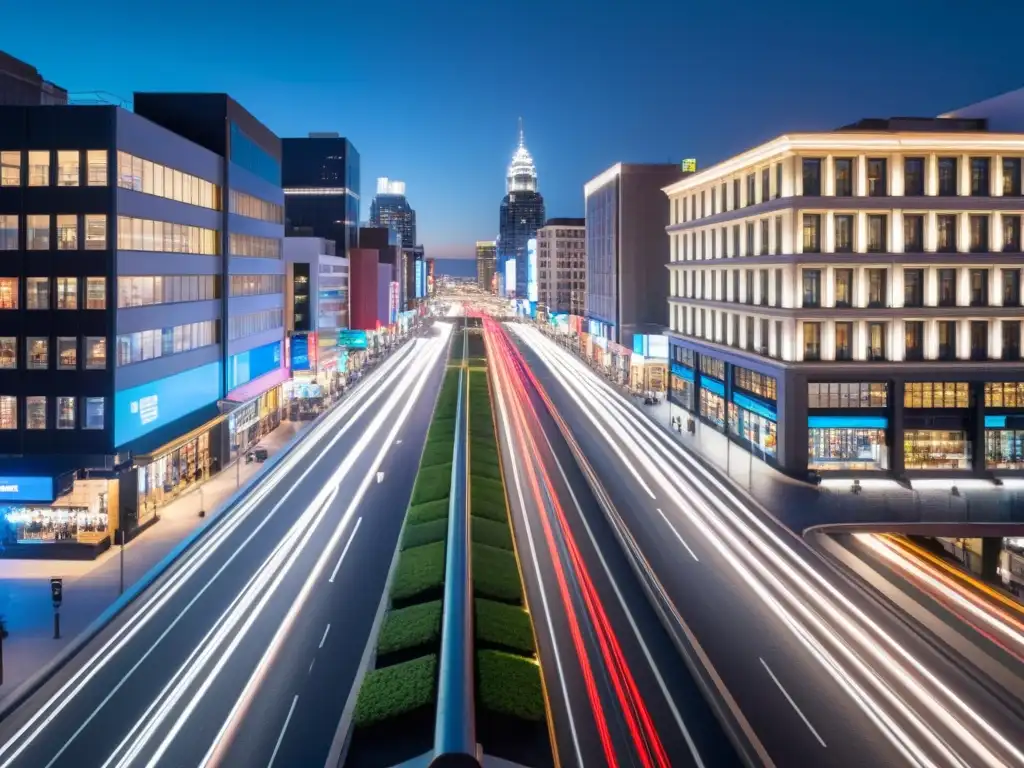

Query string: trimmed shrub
402 518 449 550
378 601 443 656
407 498 450 525
477 650 545 722
411 464 453 505
471 476 508 523
470 460 501 482
476 598 535 655
471 516 513 551
354 655 438 728
421 441 454 468
428 418 457 441
392 541 446 602
473 543 523 605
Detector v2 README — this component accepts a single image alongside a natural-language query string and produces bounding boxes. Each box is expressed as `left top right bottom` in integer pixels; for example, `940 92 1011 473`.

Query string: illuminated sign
0 476 56 503
338 329 368 349
681 158 697 173
115 362 222 447
227 341 282 391
389 282 400 324
291 333 312 372
505 258 516 295
527 238 538 302
415 260 424 298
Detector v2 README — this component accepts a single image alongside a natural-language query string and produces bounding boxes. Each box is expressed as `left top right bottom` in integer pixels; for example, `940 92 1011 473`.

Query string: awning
224 365 290 404
123 403 225 464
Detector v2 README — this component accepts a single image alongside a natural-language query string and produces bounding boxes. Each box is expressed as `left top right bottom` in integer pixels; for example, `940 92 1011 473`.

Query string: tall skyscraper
498 119 545 298
370 177 417 248
282 133 360 259
476 241 497 292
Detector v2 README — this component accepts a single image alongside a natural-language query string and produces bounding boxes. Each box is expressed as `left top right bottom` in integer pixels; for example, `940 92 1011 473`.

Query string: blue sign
0 476 56 503
415 261 423 298
227 341 282 391
808 415 888 430
985 415 1008 428
700 375 725 397
527 238 538 302
670 363 694 381
115 361 223 447
505 259 516 295
338 329 368 349
291 333 311 372
732 392 777 422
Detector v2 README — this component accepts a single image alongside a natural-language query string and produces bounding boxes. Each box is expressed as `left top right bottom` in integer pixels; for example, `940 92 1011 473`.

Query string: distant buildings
0 50 66 106
537 218 585 315
370 177 417 249
498 120 545 298
476 241 497 293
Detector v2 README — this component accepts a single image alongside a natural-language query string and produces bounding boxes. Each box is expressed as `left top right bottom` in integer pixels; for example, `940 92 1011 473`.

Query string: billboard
527 238 537 302
415 260 424 298
427 259 435 296
0 476 57 503
390 281 400 324
505 258 516 295
227 341 283 391
290 332 315 372
338 329 369 349
114 361 222 447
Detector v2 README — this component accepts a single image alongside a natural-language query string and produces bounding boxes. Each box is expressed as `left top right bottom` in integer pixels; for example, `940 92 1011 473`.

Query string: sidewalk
0 420 304 703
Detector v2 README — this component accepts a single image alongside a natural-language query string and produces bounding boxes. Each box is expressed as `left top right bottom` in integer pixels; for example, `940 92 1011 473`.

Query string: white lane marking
376 471 385 483
329 517 363 583
395 439 403 445
760 658 826 748
308 659 315 675
268 695 299 768
318 624 331 649
657 508 700 562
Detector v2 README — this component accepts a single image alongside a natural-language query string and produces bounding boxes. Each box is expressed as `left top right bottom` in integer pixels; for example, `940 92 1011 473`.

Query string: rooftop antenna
518 116 525 148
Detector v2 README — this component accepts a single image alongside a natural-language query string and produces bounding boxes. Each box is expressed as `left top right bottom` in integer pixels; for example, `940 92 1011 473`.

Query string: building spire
518 116 525 148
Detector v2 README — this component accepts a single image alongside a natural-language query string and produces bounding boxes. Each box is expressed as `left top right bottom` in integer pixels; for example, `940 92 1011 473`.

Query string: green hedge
407 498 450 525
354 655 438 728
378 601 443 656
472 543 523 605
472 476 507 509
477 650 545 722
402 518 449 550
411 464 453 505
428 417 457 442
471 516 513 551
421 440 454 468
476 598 535 655
392 541 446 602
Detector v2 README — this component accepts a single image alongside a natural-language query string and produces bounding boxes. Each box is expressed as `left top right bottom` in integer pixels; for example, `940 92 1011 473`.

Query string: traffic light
50 577 63 607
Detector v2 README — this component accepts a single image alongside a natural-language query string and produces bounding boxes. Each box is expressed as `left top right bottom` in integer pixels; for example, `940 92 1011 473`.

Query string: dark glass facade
498 190 545 298
282 136 360 258
370 193 416 249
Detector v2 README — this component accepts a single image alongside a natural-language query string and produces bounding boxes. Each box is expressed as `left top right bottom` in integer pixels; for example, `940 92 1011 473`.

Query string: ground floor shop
1 476 112 554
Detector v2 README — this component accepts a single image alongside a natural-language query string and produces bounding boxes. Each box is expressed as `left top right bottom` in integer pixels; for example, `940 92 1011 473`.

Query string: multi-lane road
0 326 451 768
504 321 1024 768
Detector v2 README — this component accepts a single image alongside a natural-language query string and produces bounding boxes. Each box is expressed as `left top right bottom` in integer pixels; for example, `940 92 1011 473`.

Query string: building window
86 277 106 309
116 275 219 308
773 215 782 255
57 151 79 186
57 337 77 370
759 269 769 306
834 214 854 252
229 274 284 297
938 157 958 196
969 215 989 252
0 396 15 429
970 157 990 196
227 308 285 341
1005 216 1022 253
85 214 107 250
117 151 220 210
87 150 107 186
905 382 969 408
802 159 821 196
835 322 853 360
867 158 887 196
228 233 282 259
835 268 853 308
26 277 49 309
229 190 284 223
802 213 821 253
985 382 1024 407
744 174 754 207
1004 158 1022 196
969 269 989 307
115 320 218 366
905 430 970 470
117 216 218 255
802 269 821 307
56 277 78 309
866 322 886 361
903 214 924 252
0 278 17 309
759 219 769 256
905 321 925 360
734 366 777 400
85 337 107 369
26 338 48 370
1003 269 1020 306
809 428 888 471
26 397 46 429
760 168 769 204
834 158 853 196
745 223 754 256
970 320 988 360
28 150 49 186
0 215 17 250
867 269 887 307
937 269 957 307
0 338 13 368
27 214 50 250
936 214 957 252
803 322 821 360
938 321 957 360
904 269 924 307
57 215 77 250
904 157 925 196
1 151 20 186
56 397 75 430
867 214 887 252
83 397 104 429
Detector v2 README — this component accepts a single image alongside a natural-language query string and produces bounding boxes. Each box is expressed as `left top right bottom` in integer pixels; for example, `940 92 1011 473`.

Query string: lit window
0 278 17 309
26 396 46 429
87 150 107 186
0 396 15 429
84 214 107 250
86 277 106 309
56 277 78 309
57 151 80 186
85 337 107 369
56 397 75 430
0 215 17 250
57 337 77 370
27 215 50 250
83 397 104 429
28 151 49 186
57 215 78 250
0 337 14 369
26 278 49 310
26 338 48 370
0 151 19 186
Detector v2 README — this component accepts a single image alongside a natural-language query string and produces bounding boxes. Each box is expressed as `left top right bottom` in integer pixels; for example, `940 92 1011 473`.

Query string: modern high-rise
537 218 586 315
282 133 360 259
498 120 545 298
663 92 1024 480
0 50 67 106
584 163 684 346
369 177 416 249
476 240 497 292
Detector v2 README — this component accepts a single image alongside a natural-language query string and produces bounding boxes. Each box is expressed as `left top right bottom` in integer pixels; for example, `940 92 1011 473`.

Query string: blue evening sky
6 0 1018 258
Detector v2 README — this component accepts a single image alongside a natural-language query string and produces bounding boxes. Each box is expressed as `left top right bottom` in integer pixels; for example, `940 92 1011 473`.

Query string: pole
198 484 206 519
119 532 125 596
53 610 60 640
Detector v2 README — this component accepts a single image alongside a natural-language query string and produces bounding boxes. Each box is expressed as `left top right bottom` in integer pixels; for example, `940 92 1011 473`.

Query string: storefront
807 415 889 471
729 392 778 458
226 385 283 463
1 473 114 555
669 362 695 410
699 375 727 430
983 415 1024 469
135 419 224 526
904 429 971 470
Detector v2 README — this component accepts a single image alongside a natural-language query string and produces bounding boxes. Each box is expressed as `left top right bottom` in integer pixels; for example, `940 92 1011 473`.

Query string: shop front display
699 376 726 430
904 429 971 470
3 506 108 545
984 425 1024 469
728 393 778 458
670 363 695 411
808 416 889 471
137 430 212 523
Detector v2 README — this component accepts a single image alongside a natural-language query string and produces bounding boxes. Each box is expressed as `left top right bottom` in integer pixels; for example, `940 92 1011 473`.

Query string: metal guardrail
431 324 479 767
